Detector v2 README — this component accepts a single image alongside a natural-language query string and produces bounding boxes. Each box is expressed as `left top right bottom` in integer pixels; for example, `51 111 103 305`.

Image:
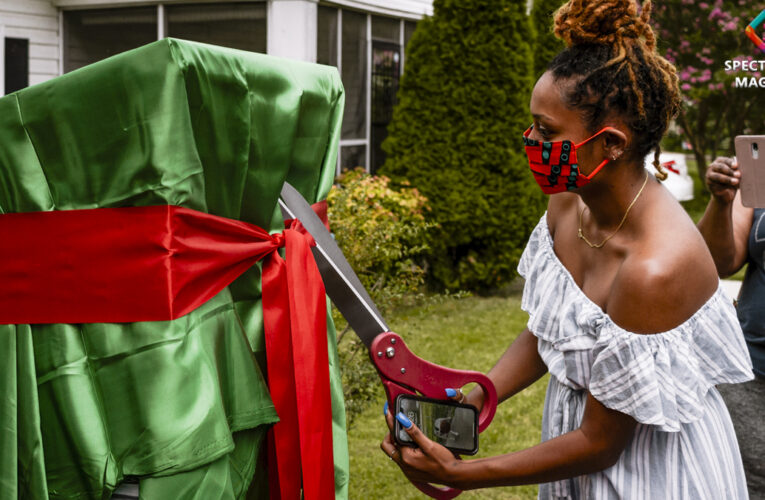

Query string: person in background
698 157 765 497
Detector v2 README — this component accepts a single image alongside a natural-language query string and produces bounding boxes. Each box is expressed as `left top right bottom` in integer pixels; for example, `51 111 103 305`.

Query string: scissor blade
279 182 389 347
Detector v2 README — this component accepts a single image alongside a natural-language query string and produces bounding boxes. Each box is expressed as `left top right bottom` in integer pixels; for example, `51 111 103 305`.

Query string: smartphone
394 394 479 456
735 135 765 208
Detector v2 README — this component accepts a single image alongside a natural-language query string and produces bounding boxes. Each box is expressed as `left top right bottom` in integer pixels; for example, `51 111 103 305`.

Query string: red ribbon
661 160 680 175
263 216 334 500
0 204 334 500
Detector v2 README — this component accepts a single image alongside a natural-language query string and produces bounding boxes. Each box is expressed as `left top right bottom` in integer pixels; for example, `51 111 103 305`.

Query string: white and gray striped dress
518 215 754 500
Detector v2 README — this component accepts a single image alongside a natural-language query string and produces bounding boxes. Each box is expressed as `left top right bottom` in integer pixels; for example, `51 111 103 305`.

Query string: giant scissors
279 182 498 499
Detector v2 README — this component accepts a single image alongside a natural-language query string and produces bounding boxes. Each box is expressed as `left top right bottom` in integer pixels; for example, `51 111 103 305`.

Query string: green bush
531 0 566 77
327 169 435 425
327 169 434 312
380 0 546 292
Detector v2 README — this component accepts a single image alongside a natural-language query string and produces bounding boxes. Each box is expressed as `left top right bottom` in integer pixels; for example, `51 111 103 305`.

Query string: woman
697 156 765 496
380 0 753 497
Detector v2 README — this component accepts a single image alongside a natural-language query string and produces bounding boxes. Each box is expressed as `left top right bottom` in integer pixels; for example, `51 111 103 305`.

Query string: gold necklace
577 174 649 249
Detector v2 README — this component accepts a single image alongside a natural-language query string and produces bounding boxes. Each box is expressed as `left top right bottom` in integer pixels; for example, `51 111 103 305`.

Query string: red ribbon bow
0 204 334 500
263 213 335 500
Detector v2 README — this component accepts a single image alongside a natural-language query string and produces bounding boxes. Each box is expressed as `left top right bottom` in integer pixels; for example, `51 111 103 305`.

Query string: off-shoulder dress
518 215 754 499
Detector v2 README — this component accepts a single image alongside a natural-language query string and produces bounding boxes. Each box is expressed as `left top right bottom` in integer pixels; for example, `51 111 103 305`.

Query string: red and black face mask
522 125 616 194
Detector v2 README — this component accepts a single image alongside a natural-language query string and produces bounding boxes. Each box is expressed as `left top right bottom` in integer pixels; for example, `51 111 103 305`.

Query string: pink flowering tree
651 0 765 180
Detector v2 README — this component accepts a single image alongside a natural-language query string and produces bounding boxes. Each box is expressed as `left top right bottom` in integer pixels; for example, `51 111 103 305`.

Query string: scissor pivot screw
386 347 396 358
390 338 396 344
400 368 406 374
377 351 383 358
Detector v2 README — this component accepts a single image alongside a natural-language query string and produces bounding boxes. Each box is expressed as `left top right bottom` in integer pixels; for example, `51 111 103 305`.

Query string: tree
531 0 567 77
380 0 546 291
651 0 765 179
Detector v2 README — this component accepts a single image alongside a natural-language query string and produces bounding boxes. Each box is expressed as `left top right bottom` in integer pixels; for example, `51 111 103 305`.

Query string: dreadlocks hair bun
548 0 681 182
554 0 656 50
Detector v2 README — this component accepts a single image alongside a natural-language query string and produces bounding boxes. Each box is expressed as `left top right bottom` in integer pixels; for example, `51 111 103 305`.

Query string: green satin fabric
0 38 347 499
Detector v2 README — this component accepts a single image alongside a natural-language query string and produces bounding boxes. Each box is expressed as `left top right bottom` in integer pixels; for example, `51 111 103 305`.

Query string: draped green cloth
0 38 348 499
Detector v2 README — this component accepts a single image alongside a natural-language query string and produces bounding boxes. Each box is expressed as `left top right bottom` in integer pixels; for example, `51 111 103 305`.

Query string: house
0 0 434 173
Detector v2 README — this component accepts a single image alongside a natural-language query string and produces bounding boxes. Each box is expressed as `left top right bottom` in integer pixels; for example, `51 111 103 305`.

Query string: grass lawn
346 290 548 499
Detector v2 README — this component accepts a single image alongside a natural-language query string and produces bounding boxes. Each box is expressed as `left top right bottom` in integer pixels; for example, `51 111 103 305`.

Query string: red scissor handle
370 332 498 499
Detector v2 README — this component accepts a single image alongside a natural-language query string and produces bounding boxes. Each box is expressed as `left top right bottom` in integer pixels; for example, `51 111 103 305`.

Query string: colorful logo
746 9 765 52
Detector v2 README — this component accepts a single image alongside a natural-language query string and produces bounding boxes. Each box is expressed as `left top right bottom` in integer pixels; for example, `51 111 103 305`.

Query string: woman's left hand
380 403 466 489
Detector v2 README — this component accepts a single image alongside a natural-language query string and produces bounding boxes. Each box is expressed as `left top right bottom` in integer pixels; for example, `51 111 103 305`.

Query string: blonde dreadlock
548 0 680 181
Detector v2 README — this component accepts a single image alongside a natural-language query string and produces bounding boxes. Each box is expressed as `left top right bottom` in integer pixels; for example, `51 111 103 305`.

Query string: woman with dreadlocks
380 0 753 496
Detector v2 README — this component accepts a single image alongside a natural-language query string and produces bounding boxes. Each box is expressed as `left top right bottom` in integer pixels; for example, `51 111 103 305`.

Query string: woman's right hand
705 157 740 204
446 386 485 412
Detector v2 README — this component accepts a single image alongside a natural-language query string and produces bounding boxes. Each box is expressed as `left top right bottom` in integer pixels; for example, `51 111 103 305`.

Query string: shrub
380 0 546 291
327 169 435 425
531 0 567 77
327 169 434 312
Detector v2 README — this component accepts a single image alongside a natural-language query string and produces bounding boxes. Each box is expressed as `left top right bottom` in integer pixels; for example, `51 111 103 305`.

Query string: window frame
322 6 411 175
59 1 267 76
0 24 5 96
4 37 30 95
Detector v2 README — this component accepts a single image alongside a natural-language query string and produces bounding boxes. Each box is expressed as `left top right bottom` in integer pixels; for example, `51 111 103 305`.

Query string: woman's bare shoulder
607 205 719 334
546 193 579 235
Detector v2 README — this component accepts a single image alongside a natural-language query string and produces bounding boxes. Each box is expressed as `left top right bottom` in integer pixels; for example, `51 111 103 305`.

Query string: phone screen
395 395 478 455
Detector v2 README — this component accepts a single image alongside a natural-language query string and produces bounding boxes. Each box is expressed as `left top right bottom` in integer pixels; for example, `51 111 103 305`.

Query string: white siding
324 0 431 18
0 0 60 94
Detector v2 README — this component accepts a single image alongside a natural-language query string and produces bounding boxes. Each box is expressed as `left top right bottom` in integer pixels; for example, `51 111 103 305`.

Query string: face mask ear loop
574 127 617 148
576 127 617 180
584 158 611 180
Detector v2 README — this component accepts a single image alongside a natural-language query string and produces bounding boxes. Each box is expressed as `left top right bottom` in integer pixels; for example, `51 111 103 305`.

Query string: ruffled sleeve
518 214 754 432
590 301 753 432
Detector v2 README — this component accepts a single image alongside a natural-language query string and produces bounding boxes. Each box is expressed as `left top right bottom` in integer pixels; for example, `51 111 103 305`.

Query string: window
63 3 268 74
370 41 400 173
372 15 399 44
5 38 28 94
317 8 419 174
369 15 404 173
63 7 158 73
166 3 266 53
341 10 368 144
340 145 366 171
404 21 417 52
317 6 338 67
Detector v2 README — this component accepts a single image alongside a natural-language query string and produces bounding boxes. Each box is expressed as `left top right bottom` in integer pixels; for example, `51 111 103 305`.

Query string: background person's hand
705 157 740 204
